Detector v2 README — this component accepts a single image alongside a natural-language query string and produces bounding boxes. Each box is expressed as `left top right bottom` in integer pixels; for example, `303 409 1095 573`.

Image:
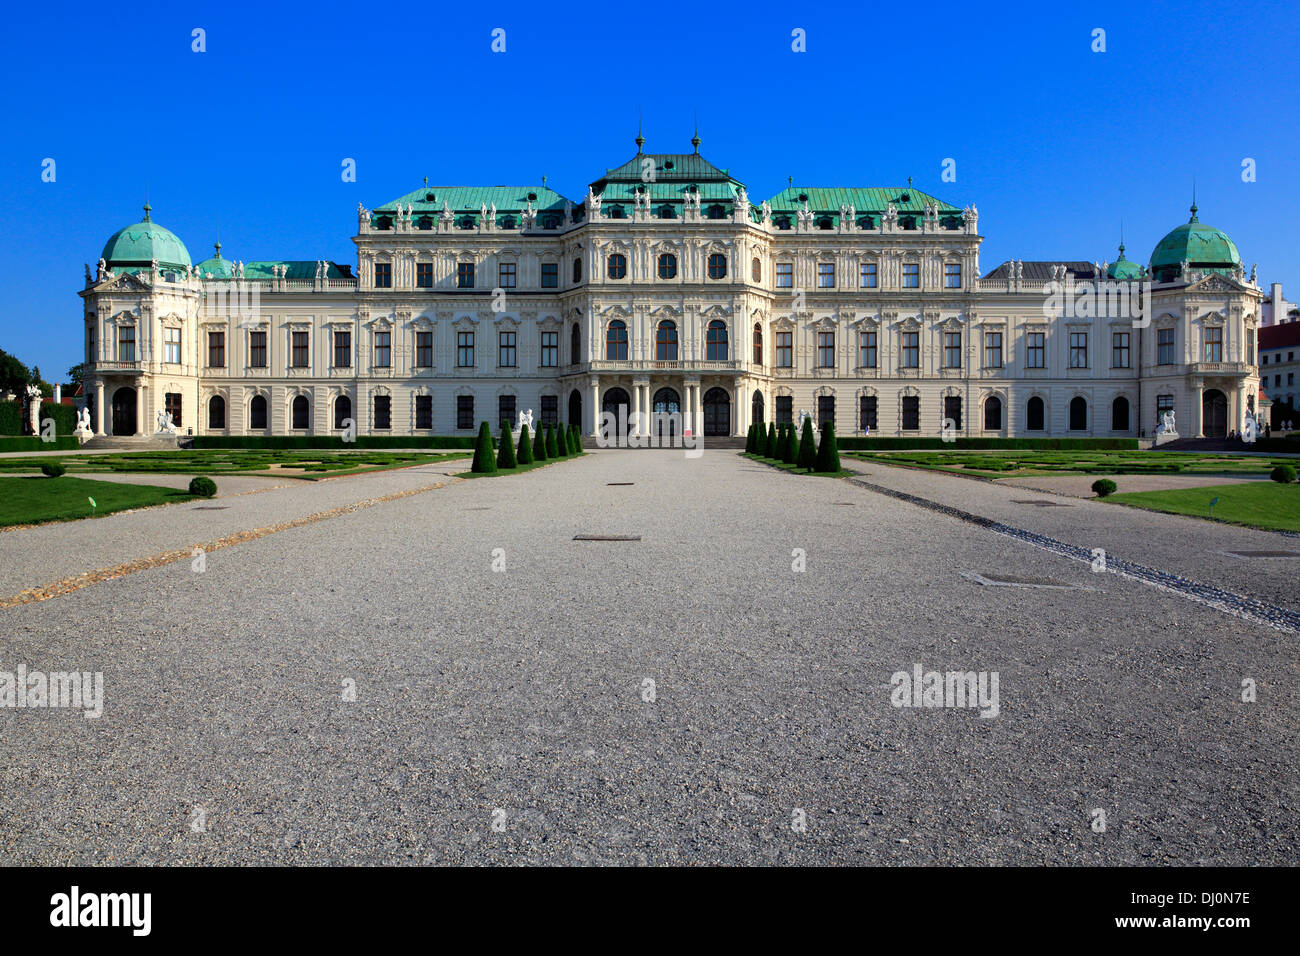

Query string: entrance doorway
1203 389 1228 438
602 387 631 438
652 387 681 440
111 386 137 436
703 387 731 437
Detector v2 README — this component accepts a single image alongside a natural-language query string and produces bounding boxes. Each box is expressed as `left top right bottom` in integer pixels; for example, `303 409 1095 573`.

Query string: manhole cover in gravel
962 571 1089 590
1010 499 1073 507
833 502 855 506
573 534 641 542
607 482 635 486
191 506 229 510
1221 550 1300 558
465 507 491 511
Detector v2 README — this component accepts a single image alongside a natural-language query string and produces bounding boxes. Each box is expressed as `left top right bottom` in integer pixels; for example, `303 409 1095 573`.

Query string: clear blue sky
1 0 1296 380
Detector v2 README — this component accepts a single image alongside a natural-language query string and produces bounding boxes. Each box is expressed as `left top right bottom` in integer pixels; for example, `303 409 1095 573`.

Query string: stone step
80 434 180 451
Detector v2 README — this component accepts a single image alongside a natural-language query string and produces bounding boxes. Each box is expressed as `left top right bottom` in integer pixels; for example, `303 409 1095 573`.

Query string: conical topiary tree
569 423 581 454
797 416 818 471
533 423 547 460
471 421 497 474
815 420 840 473
752 422 763 456
767 422 778 459
517 423 534 464
497 421 517 469
745 422 756 454
546 423 560 458
783 421 798 464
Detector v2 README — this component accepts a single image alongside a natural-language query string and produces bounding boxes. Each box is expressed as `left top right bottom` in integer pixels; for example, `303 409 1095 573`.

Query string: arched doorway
1112 396 1130 432
1069 396 1087 431
602 387 631 438
1203 389 1227 438
653 387 681 440
752 390 764 425
703 387 731 437
111 386 136 436
568 389 582 427
334 395 352 430
291 395 309 430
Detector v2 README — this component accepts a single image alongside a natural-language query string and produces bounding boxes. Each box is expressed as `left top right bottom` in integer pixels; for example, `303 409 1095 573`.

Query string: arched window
753 324 763 364
707 254 728 279
607 205 625 219
1027 396 1045 431
334 395 352 430
606 320 628 360
984 395 1002 431
572 257 582 282
706 204 726 220
291 395 309 430
1069 396 1087 431
249 394 268 430
656 320 678 360
752 389 765 425
751 258 761 282
1112 396 1130 431
658 204 676 219
570 323 581 364
568 389 582 427
208 395 226 429
816 216 833 230
657 253 677 279
706 320 728 361
607 254 627 279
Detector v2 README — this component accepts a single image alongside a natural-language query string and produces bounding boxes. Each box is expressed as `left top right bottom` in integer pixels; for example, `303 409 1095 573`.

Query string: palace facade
79 139 1263 443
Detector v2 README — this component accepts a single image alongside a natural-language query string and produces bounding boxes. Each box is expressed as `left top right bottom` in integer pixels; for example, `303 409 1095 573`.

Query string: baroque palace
79 136 1263 442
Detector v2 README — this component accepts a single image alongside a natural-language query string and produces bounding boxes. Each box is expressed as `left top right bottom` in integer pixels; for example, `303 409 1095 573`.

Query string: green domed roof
195 241 234 279
1107 242 1143 281
100 203 191 271
1149 204 1240 282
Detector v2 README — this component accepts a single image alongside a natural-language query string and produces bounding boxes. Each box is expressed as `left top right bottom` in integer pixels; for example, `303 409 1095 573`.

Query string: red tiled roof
1259 323 1300 350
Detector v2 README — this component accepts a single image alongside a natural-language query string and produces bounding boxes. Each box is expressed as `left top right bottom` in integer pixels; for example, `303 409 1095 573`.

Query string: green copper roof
596 152 741 185
1107 243 1143 280
195 242 234 279
375 185 570 213
765 186 960 214
101 204 191 270
241 261 350 280
1149 205 1241 281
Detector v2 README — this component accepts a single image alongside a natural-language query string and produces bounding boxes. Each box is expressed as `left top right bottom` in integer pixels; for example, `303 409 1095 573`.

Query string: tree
533 422 548 461
66 363 88 390
496 421 517 469
767 422 778 458
471 422 498 473
815 420 840 473
782 423 797 464
546 423 560 458
797 417 817 470
569 423 581 454
745 422 756 454
517 423 534 464
0 349 31 392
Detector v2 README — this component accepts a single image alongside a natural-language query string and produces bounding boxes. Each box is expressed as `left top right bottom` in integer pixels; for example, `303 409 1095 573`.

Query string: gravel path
1 449 1296 865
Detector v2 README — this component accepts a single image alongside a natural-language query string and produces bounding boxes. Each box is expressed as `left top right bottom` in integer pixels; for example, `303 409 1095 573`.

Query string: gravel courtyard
1 449 1297 865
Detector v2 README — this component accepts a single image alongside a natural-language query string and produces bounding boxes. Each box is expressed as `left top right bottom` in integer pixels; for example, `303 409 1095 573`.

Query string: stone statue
155 408 177 435
518 408 534 432
1251 263 1258 283
358 202 371 223
1156 409 1176 435
74 406 93 443
1243 411 1258 444
96 257 108 280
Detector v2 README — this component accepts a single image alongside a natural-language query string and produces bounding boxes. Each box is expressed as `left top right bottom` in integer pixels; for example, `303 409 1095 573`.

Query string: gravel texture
1 449 1297 865
1000 473 1268 497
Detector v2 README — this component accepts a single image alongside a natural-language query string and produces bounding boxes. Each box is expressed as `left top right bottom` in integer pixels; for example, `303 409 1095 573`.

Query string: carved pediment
1189 273 1242 294
110 309 141 324
599 304 632 319
699 304 733 318
101 272 150 292
895 315 922 331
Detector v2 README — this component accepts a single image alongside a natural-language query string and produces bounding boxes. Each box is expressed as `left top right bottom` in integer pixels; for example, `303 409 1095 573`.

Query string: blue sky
1 0 1295 379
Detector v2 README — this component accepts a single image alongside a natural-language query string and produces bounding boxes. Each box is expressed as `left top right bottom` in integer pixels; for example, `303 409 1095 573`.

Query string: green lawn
843 449 1295 480
0 450 468 480
460 453 586 479
1105 482 1300 532
742 452 853 478
0 475 197 527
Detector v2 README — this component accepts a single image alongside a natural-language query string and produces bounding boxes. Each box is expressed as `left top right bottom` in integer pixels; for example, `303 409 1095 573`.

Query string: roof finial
691 113 700 154
214 240 222 259
636 110 645 153
907 176 913 189
1118 219 1125 257
1190 178 1198 221
424 176 428 186
542 174 548 188
143 185 151 222
788 175 793 188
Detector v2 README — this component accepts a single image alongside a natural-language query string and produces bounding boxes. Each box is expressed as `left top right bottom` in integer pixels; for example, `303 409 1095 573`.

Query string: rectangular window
291 331 309 368
944 395 962 430
1026 331 1045 368
817 394 835 426
458 331 475 367
817 262 835 288
776 331 793 368
164 393 182 428
498 330 517 367
457 262 475 288
1069 331 1088 368
984 331 1003 368
164 327 181 364
415 331 433 368
1290 373 1295 386
541 263 558 288
1112 331 1131 369
860 330 878 368
902 331 919 368
776 263 793 289
1156 393 1174 425
456 395 474 430
902 395 920 430
118 326 135 362
944 331 962 368
1247 330 1255 364
498 394 516 431
374 263 392 288
415 395 433 429
860 262 877 288
541 395 558 428
498 262 517 289
249 331 267 368
416 262 433 288
1204 327 1223 363
333 330 351 368
373 394 391 430
902 263 920 288
860 395 878 431
1157 328 1175 365
944 263 962 288
374 331 391 368
775 395 793 424
540 330 558 368
208 331 225 368
818 331 835 368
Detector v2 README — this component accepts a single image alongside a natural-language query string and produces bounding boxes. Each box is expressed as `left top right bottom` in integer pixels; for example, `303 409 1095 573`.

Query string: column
135 384 145 436
1194 385 1204 438
631 382 642 436
588 378 599 436
94 381 105 435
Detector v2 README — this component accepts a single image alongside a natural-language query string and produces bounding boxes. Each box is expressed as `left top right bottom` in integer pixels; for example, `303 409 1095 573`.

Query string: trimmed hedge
767 422 778 459
41 463 66 478
0 401 76 437
1091 478 1118 497
837 437 1141 451
188 476 218 497
797 418 817 470
496 422 517 469
546 424 560 458
0 401 19 435
532 424 547 461
815 421 841 473
1270 464 1295 484
471 422 497 474
0 436 79 452
517 424 534 464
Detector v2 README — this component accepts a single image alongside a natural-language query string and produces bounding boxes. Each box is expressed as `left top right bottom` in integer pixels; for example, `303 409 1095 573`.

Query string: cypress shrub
767 422 778 458
546 424 560 458
533 423 548 461
517 424 534 464
496 422 517 469
745 423 756 454
41 462 66 478
568 423 581 454
797 417 817 470
1270 464 1295 483
1091 478 1118 497
188 476 217 497
782 423 797 464
815 421 840 473
471 422 497 473
753 423 765 456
